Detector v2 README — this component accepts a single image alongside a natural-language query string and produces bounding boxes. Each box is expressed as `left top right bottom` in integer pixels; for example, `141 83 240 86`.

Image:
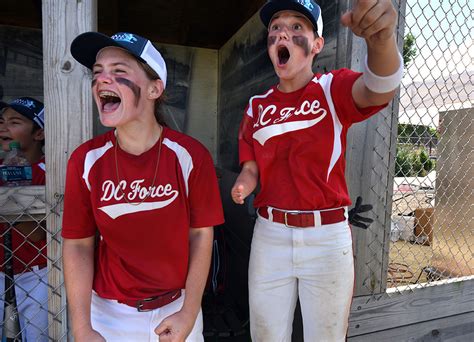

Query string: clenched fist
341 0 397 46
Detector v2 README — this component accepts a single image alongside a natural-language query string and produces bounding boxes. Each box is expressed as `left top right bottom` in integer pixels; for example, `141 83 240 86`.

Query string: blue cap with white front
8 97 45 129
260 0 323 37
70 31 168 88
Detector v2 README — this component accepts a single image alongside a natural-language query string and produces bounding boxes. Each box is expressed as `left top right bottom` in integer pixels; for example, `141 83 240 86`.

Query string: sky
398 0 473 126
402 0 473 84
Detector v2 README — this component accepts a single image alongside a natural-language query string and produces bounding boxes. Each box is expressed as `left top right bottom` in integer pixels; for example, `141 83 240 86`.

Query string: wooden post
343 0 406 295
42 0 97 340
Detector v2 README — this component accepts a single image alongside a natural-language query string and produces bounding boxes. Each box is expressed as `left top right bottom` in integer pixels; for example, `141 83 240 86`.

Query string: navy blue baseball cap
260 0 323 37
0 101 7 112
6 97 45 129
71 32 168 88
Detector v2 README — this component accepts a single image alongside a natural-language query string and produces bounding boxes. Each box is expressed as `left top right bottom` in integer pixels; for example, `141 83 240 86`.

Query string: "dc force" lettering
254 100 327 128
100 180 178 202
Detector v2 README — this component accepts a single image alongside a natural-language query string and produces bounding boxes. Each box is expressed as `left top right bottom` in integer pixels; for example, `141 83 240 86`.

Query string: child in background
0 97 48 341
0 101 8 160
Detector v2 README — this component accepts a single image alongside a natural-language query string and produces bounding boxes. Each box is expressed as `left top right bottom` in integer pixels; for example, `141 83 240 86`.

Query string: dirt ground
388 186 472 288
388 236 474 288
388 240 432 286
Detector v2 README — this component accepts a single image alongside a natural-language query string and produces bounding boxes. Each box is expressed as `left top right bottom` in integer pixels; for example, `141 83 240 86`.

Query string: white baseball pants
91 290 204 341
0 266 49 342
249 215 354 342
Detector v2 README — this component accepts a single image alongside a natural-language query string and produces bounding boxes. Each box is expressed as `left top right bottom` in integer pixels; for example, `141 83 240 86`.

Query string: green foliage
398 123 438 144
428 127 439 139
395 146 412 177
419 149 434 172
403 32 417 68
395 145 435 177
411 153 424 176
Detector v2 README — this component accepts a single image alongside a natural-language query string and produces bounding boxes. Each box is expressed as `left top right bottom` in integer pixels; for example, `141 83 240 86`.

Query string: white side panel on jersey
38 162 46 172
313 74 343 182
82 141 114 191
246 88 274 118
163 138 193 196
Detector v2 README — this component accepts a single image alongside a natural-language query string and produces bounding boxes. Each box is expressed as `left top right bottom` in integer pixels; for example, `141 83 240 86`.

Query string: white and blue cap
260 0 323 37
70 31 168 88
7 97 45 129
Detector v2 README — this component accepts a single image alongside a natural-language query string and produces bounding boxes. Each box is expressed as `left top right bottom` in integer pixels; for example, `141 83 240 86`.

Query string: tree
403 32 417 67
395 145 435 177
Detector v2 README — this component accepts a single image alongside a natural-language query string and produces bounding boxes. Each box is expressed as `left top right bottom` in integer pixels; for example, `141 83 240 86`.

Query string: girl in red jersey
231 0 403 341
62 32 224 342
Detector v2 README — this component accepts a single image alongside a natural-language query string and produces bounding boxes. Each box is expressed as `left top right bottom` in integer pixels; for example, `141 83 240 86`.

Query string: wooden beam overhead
1 0 266 49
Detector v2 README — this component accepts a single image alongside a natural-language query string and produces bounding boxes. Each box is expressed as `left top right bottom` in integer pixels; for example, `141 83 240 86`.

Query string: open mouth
0 135 12 144
99 91 121 112
278 46 290 66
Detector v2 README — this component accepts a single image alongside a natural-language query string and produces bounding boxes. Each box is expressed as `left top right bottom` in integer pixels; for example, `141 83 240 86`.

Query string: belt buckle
284 210 301 228
137 296 156 312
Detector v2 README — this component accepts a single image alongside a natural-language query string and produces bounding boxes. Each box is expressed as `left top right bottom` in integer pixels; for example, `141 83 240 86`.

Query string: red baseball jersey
1 157 47 273
61 127 224 301
239 69 386 210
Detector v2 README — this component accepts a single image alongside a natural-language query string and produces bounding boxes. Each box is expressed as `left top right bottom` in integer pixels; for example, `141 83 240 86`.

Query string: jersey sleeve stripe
247 88 274 117
82 141 114 191
315 73 343 182
163 138 193 196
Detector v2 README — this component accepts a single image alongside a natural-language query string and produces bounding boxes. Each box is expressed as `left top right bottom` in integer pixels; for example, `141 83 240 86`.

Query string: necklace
114 127 163 205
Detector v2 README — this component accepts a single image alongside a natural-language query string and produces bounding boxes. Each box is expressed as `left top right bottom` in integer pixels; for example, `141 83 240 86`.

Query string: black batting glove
348 196 374 229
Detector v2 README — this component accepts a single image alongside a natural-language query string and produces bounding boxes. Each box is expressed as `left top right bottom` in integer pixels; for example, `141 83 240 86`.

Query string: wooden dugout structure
0 0 472 340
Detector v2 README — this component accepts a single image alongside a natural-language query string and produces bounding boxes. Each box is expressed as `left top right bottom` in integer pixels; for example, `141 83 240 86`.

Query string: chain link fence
380 0 472 293
0 186 64 341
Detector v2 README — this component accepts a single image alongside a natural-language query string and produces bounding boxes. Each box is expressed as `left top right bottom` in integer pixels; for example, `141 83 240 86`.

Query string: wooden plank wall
0 26 43 102
350 312 474 341
348 279 474 340
217 13 273 171
183 47 219 160
42 0 97 340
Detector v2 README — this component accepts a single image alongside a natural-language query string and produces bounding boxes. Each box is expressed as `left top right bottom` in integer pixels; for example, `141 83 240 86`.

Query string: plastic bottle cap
9 141 20 149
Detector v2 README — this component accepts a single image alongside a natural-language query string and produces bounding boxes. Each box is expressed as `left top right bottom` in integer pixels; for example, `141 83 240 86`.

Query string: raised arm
341 0 403 108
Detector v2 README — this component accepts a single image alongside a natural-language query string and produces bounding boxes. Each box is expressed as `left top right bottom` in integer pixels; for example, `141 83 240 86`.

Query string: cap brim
260 1 318 30
71 32 126 70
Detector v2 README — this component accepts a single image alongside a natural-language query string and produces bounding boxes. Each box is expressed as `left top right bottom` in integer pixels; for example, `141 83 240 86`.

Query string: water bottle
0 141 32 186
